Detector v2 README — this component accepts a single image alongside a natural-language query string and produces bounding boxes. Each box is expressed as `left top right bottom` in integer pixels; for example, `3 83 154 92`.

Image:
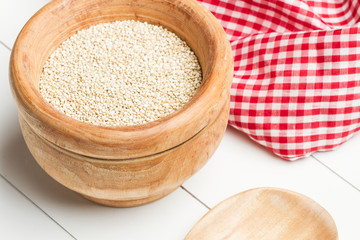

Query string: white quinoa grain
39 20 202 127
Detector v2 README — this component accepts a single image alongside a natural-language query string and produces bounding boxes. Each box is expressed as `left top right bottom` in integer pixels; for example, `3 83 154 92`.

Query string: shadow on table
226 125 291 162
0 112 95 208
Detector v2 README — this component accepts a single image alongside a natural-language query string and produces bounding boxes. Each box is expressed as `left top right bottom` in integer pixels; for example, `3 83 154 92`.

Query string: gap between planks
0 41 11 51
181 185 211 210
311 155 360 193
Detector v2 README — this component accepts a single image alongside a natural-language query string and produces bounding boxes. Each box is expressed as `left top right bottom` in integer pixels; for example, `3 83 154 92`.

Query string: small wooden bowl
9 0 233 207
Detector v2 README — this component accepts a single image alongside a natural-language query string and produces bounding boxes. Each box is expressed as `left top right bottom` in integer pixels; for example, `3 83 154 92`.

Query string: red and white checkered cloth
198 0 360 160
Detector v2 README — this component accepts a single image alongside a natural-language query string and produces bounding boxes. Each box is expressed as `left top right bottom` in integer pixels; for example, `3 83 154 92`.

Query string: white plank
0 176 73 240
313 133 360 190
0 0 50 48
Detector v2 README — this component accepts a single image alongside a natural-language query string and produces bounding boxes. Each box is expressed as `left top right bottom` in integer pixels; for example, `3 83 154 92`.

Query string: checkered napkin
198 0 360 160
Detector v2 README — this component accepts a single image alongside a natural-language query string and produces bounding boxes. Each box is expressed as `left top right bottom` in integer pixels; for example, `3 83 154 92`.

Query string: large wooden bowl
9 0 233 207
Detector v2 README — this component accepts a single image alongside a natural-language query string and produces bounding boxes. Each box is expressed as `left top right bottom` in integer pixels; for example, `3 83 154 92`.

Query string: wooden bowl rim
10 0 233 150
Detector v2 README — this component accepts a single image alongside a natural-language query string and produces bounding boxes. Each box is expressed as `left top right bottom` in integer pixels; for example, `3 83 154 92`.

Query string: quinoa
39 20 202 127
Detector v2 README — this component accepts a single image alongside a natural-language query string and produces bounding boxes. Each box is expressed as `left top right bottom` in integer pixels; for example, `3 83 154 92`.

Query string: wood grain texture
10 0 233 159
185 188 338 240
19 98 229 207
9 0 232 207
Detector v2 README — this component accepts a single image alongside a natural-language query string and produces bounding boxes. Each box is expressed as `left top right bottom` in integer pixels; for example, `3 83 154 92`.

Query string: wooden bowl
9 0 233 207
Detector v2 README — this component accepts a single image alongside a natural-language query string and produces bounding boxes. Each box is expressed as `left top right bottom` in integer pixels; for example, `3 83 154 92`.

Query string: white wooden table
1 1 359 239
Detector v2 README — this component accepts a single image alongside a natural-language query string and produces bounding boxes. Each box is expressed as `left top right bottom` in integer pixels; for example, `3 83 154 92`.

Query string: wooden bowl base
80 187 178 207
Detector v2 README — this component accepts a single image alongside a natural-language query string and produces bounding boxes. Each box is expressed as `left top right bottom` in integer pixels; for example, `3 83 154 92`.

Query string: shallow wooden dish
9 0 233 206
186 188 338 240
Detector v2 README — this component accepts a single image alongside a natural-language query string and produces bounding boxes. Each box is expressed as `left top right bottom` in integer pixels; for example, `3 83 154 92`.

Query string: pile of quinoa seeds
39 20 202 127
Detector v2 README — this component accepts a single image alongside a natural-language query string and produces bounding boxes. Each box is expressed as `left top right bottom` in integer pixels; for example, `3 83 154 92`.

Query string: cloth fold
198 0 360 160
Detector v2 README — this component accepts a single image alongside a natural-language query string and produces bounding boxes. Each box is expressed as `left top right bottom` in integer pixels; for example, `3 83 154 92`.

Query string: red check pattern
198 0 360 160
